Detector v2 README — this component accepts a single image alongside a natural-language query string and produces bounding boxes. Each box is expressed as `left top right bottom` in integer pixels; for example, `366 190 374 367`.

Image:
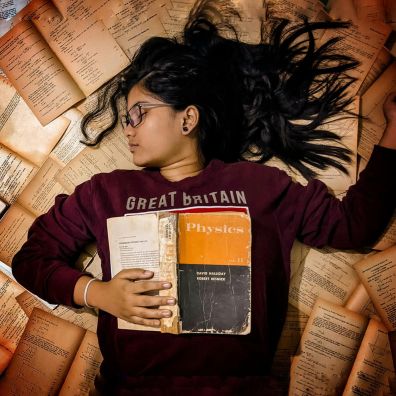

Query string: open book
0 307 102 395
0 0 174 125
0 0 131 125
107 209 252 335
284 245 396 395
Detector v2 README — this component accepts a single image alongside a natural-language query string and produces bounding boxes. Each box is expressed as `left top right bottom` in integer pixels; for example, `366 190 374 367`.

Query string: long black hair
81 0 358 179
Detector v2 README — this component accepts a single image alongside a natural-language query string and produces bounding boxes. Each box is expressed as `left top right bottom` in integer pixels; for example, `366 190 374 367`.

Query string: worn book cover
107 209 251 335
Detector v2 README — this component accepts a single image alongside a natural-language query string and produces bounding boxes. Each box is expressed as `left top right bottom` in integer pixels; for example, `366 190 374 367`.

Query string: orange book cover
177 211 251 335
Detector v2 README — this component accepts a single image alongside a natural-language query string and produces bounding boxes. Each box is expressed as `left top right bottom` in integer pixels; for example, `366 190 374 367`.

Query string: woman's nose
124 124 135 137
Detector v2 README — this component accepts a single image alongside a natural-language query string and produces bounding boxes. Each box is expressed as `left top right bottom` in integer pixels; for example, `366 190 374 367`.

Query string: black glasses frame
123 102 173 128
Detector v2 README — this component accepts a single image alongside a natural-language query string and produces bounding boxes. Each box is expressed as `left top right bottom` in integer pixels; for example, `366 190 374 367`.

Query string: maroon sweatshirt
12 146 396 395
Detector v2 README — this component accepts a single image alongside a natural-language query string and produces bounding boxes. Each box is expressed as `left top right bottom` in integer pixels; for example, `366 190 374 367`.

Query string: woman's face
124 84 197 168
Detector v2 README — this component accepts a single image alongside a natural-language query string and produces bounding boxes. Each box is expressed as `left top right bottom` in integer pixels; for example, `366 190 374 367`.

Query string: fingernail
143 270 153 276
167 298 176 305
162 310 172 317
162 282 171 288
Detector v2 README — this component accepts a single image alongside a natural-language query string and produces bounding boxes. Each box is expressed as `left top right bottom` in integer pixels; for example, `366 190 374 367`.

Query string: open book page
0 308 87 395
354 245 396 331
288 246 365 316
15 290 52 317
357 47 393 96
342 318 395 396
58 330 102 395
267 0 326 22
345 282 381 320
0 144 37 204
55 126 137 193
25 0 130 97
82 253 102 280
372 210 396 251
0 203 36 266
0 20 84 125
51 305 98 333
0 272 28 357
359 61 396 160
107 212 161 331
356 0 387 22
158 0 195 37
49 108 87 167
328 0 386 23
319 14 391 96
16 157 67 217
271 304 309 381
84 0 167 59
289 299 368 395
0 77 70 167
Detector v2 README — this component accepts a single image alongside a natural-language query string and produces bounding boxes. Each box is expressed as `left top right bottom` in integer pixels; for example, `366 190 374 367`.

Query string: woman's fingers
130 280 172 294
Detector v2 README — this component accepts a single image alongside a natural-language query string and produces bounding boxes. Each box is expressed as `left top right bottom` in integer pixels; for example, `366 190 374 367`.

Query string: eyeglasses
122 102 173 128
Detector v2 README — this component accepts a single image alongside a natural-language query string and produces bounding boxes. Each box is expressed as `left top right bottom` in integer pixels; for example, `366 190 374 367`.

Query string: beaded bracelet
83 278 97 309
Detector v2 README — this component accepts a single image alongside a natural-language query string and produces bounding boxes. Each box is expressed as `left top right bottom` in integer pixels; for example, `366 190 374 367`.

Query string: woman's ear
181 105 199 135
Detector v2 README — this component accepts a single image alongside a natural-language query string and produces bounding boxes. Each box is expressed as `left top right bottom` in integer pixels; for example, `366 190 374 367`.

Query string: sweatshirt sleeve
276 145 396 249
12 177 97 307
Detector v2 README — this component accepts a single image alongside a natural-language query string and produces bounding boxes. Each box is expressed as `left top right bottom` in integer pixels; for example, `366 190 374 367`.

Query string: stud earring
182 126 189 133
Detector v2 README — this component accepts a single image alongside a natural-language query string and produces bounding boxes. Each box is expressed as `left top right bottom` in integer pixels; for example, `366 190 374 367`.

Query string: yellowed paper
0 308 86 395
0 77 70 167
0 20 84 125
289 246 365 315
58 330 102 395
342 319 395 396
89 0 167 59
290 239 310 279
345 282 381 320
52 305 98 333
16 157 66 217
83 253 103 280
359 61 396 160
0 203 36 265
159 0 195 37
357 47 393 96
354 245 396 331
319 16 391 97
329 0 386 23
55 126 137 193
28 0 130 96
49 108 87 167
0 271 28 354
289 299 368 395
0 144 37 204
356 0 386 22
385 0 396 28
268 0 326 22
15 290 52 317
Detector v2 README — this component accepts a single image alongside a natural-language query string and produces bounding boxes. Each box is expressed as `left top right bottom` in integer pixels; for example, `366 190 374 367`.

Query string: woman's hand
379 91 396 150
75 269 176 327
